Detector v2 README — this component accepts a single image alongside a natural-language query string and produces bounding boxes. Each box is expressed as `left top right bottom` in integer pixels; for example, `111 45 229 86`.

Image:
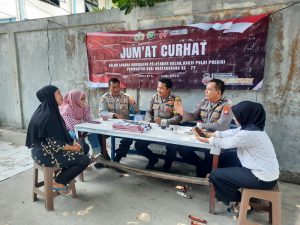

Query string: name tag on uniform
153 104 160 110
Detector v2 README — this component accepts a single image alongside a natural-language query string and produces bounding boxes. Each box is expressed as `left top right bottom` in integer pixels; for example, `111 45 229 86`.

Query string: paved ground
0 128 299 225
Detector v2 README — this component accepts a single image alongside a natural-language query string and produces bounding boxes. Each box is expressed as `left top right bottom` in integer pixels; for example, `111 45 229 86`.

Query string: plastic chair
237 183 281 225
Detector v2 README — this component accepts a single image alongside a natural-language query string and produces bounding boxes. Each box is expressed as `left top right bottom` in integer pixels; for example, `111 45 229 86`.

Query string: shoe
113 154 122 163
94 162 105 169
163 161 172 172
145 158 158 170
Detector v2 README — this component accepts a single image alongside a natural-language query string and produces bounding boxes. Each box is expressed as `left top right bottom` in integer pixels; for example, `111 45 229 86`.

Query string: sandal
226 203 253 217
52 186 68 191
90 153 101 160
226 204 239 217
57 188 72 196
85 165 93 171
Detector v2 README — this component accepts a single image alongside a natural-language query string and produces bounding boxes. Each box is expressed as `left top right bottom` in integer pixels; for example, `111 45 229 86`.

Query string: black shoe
113 154 122 163
94 162 104 169
163 161 172 172
145 158 158 170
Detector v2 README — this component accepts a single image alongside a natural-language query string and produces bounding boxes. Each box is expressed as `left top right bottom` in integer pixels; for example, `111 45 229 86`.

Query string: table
75 119 219 213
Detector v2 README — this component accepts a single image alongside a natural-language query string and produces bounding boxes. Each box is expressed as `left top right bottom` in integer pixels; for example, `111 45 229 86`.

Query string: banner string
47 19 86 35
46 19 86 85
270 1 300 15
46 20 52 85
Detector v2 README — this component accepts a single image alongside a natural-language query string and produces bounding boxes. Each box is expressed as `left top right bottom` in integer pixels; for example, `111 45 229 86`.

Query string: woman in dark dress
26 85 90 194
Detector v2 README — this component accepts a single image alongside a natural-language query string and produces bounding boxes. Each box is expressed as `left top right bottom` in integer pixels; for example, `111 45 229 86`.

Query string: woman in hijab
26 85 90 195
193 101 279 214
59 90 102 159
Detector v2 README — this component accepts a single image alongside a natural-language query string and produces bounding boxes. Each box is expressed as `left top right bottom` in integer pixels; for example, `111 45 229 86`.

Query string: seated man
174 78 233 177
135 78 181 170
98 78 139 165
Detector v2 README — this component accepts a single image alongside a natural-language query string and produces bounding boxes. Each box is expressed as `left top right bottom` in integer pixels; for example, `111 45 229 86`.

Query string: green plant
112 0 173 15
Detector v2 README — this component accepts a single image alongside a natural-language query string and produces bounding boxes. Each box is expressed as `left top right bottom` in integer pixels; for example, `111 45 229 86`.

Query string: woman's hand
64 143 81 152
73 142 81 152
192 128 209 143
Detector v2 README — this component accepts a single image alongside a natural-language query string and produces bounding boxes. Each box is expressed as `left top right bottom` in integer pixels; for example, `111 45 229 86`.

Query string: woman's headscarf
58 92 69 111
60 90 86 120
25 85 73 148
232 101 266 131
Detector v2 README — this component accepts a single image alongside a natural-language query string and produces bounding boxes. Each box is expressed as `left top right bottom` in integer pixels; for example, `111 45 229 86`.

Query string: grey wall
0 0 299 182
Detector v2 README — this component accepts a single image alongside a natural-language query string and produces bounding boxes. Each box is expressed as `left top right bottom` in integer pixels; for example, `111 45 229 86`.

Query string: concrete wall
0 0 299 182
0 0 86 21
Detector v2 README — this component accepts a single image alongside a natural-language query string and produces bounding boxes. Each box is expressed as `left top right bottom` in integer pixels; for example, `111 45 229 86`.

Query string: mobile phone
195 126 206 137
88 121 101 124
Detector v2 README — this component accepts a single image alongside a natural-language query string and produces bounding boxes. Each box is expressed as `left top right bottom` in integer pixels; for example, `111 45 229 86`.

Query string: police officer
174 78 233 177
135 78 181 170
98 78 139 164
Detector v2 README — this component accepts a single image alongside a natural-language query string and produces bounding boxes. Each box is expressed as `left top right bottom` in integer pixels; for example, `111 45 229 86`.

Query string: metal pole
17 0 26 20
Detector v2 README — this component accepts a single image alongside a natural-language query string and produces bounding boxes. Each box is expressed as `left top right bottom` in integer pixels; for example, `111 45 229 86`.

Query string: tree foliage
112 0 173 15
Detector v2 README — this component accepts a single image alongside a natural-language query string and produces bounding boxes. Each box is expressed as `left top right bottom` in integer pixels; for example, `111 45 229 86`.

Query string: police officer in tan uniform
99 78 139 164
135 78 181 170
174 78 233 177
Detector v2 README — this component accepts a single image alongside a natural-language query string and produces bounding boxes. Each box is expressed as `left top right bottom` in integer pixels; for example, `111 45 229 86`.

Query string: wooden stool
32 163 77 210
237 183 281 225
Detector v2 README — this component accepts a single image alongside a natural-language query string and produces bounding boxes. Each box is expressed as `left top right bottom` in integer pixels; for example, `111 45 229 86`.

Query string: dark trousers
135 140 174 164
210 151 277 203
177 146 212 178
98 134 133 158
115 138 134 157
32 148 90 186
55 155 90 185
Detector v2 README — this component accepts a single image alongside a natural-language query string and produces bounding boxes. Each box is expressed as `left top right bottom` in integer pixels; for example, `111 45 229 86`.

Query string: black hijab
232 101 266 131
25 85 73 148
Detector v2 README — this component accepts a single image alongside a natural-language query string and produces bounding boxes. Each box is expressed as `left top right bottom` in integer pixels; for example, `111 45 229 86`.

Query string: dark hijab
232 101 266 131
25 85 73 148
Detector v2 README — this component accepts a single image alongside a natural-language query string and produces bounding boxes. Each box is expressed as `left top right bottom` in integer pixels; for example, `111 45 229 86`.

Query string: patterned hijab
232 101 266 131
60 90 86 120
25 85 72 147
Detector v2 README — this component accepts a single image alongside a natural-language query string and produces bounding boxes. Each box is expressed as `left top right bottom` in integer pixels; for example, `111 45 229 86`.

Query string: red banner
86 14 269 90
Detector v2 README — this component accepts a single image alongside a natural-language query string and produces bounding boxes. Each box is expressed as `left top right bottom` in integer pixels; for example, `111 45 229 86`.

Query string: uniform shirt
99 92 139 119
145 94 181 125
209 128 280 182
181 98 233 131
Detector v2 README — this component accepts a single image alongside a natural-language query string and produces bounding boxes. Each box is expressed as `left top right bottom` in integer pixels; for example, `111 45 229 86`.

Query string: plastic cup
161 119 167 129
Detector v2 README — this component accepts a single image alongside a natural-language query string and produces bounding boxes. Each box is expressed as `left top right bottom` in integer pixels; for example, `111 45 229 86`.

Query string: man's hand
154 117 161 125
204 131 215 138
174 101 184 116
129 96 136 105
115 113 125 119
